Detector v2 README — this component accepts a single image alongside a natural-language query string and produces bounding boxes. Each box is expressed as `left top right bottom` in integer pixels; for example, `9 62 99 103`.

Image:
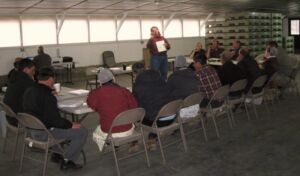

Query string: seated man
23 67 87 170
132 62 174 127
237 48 262 93
87 68 138 152
206 40 225 59
217 50 245 86
7 57 23 84
230 40 242 60
193 58 222 108
167 57 201 100
263 46 279 80
4 59 35 126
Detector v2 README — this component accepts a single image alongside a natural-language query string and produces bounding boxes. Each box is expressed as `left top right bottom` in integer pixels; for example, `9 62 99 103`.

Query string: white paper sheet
69 89 89 95
58 99 84 108
156 40 166 52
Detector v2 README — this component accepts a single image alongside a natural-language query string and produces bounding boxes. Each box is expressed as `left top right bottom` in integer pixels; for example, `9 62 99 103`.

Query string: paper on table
69 89 89 95
58 99 83 108
156 40 166 53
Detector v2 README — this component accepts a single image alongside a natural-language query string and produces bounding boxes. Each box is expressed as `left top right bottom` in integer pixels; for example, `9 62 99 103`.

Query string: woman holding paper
146 26 171 81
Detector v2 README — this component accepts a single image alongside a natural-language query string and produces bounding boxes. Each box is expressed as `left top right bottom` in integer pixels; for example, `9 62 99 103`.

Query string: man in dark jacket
132 62 174 127
33 46 52 80
237 49 262 93
167 58 200 100
23 67 87 170
4 59 35 126
217 50 245 86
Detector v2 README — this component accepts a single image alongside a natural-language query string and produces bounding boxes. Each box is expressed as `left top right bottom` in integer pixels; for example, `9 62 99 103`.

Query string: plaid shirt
197 65 222 99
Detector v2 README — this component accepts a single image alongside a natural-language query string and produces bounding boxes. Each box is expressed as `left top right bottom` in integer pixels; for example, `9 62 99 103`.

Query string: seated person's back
217 51 245 85
87 69 138 133
4 59 35 126
167 67 200 100
23 67 87 170
237 49 261 92
132 63 173 126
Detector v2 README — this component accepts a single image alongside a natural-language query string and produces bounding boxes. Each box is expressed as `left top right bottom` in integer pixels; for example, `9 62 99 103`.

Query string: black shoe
60 160 83 170
51 153 64 163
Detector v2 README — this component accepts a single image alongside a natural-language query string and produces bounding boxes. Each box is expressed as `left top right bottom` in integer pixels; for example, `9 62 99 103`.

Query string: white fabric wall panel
0 37 205 75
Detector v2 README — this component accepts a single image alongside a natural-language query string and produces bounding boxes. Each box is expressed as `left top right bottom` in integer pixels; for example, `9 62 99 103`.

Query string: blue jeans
151 55 168 80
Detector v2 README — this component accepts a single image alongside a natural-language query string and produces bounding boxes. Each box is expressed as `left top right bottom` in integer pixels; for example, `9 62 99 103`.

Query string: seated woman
132 62 175 148
190 42 206 61
87 68 138 152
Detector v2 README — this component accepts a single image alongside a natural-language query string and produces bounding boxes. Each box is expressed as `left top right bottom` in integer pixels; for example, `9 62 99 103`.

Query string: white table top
56 87 93 115
91 66 132 75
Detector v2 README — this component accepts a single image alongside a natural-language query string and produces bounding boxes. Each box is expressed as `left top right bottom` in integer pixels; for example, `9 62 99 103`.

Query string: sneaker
60 160 83 170
51 153 64 163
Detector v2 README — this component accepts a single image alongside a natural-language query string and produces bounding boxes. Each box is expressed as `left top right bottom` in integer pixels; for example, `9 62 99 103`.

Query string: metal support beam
199 12 214 30
163 13 176 32
116 12 128 34
56 14 65 37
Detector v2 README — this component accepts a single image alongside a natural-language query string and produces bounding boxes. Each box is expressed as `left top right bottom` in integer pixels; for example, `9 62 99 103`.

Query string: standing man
146 26 171 80
23 67 87 170
33 46 52 74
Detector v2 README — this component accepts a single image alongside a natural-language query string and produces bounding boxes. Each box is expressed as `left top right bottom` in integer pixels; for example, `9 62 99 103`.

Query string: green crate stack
206 12 284 57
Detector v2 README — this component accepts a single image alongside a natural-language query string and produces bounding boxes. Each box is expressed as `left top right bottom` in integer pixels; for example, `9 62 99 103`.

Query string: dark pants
142 117 175 139
151 55 168 81
200 98 224 108
30 127 88 162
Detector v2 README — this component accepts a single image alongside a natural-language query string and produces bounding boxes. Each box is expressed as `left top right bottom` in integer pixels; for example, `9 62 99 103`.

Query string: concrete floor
1 74 300 176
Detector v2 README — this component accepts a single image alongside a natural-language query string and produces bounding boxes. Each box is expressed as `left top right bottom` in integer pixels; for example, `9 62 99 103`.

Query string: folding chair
245 75 269 119
200 85 231 138
227 79 250 123
180 92 207 141
264 72 281 104
17 113 86 176
0 102 23 161
105 108 150 176
103 51 118 68
142 99 187 164
85 67 100 90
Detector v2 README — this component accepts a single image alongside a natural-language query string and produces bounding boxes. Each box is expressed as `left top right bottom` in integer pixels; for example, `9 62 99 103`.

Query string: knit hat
175 55 187 68
98 68 114 84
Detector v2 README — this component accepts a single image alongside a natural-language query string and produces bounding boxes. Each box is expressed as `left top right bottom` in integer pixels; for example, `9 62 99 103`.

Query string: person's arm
146 39 152 49
44 94 72 129
87 91 98 111
164 38 171 50
190 50 196 60
124 89 138 109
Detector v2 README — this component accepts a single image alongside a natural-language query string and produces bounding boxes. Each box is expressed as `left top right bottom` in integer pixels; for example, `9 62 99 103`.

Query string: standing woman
146 26 171 80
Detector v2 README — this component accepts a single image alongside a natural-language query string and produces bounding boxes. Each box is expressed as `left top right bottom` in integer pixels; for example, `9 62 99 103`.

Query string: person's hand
72 123 81 129
52 90 58 96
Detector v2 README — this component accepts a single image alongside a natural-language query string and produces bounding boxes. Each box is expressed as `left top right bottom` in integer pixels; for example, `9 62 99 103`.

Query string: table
91 66 134 85
52 62 75 84
168 56 193 72
57 87 93 122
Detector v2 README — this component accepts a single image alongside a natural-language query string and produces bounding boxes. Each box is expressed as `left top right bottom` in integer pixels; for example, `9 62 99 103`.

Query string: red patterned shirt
197 65 222 99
